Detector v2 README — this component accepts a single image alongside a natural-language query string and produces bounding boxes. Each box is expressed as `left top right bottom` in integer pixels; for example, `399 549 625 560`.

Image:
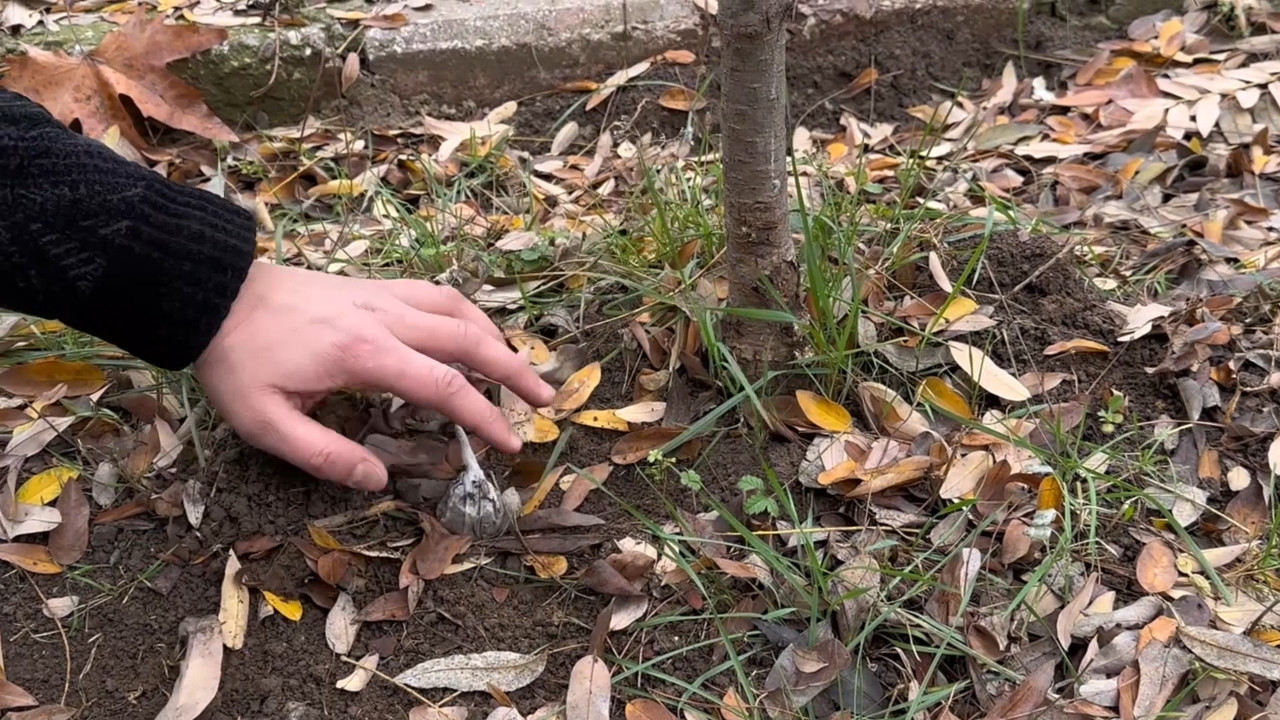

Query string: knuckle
330 330 382 370
433 366 470 400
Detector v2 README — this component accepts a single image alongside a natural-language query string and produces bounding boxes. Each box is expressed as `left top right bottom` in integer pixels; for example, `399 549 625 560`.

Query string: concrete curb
1 0 1184 128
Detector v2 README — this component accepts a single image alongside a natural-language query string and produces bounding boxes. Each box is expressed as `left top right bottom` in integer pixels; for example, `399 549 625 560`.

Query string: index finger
385 280 505 343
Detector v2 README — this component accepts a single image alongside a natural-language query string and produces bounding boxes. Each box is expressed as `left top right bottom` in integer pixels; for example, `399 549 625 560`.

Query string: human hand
192 262 555 491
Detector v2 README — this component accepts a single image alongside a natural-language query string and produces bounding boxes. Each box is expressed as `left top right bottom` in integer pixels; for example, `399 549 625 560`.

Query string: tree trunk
719 0 802 381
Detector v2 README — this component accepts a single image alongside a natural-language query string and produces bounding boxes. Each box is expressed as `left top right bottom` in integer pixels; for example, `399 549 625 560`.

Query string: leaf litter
1 5 1280 720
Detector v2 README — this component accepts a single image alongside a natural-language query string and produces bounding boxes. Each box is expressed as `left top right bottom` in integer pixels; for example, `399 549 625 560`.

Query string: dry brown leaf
856 382 931 440
47 478 88 565
846 456 933 497
1057 571 1098 649
340 51 360 94
0 542 62 574
581 558 644 596
565 654 612 720
1044 338 1111 356
1179 625 1280 681
0 13 237 148
610 427 698 465
154 615 223 720
218 549 249 650
948 341 1031 402
795 390 853 432
586 59 652 111
413 516 473 581
356 589 411 622
613 402 667 424
979 659 1054 720
1136 540 1177 593
608 596 649 632
560 463 613 511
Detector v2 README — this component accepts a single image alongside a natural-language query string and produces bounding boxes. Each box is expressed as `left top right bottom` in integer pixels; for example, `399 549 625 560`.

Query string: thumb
243 397 389 491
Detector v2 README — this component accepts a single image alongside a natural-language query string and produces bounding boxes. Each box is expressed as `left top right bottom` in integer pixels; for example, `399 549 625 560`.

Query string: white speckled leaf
394 650 547 692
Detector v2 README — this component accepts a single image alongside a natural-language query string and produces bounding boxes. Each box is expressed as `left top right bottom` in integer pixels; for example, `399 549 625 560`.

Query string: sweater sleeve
0 88 258 371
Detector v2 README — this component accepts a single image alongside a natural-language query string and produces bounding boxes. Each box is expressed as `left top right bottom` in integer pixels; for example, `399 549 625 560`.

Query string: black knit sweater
0 88 257 370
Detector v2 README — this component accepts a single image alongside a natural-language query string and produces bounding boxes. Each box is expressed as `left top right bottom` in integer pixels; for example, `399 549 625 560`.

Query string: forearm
0 89 257 370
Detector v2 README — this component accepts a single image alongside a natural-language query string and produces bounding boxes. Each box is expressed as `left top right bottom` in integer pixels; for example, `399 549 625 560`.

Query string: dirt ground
3 230 1268 718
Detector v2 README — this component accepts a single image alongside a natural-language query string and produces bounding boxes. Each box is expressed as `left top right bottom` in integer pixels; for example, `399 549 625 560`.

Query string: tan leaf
1043 338 1110 356
154 615 223 720
939 451 992 500
1179 625 1280 681
586 59 652 111
1057 571 1098 649
565 654 612 720
856 382 931 440
979 660 1055 720
336 651 380 692
948 341 1031 402
560 463 613 511
551 121 580 155
325 591 362 656
340 51 360 94
395 650 547 692
625 698 677 720
613 401 667 424
218 550 249 649
1136 540 1177 593
795 390 853 432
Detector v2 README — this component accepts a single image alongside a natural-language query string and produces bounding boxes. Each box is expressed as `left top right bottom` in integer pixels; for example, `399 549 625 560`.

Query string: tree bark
719 0 802 381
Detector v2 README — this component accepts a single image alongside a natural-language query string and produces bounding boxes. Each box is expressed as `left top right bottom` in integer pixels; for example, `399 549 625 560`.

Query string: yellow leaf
935 296 979 324
306 178 363 198
826 142 848 163
521 465 567 516
0 359 106 397
917 377 973 419
569 410 632 432
517 415 562 443
1037 475 1064 514
523 553 569 578
552 361 602 413
1043 338 1110 356
16 467 79 506
657 86 707 112
308 524 345 551
505 331 550 365
0 543 64 574
795 390 853 432
947 341 1031 402
262 590 304 622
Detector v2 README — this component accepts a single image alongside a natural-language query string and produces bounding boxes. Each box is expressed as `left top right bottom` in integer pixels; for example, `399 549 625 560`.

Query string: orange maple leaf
0 11 238 148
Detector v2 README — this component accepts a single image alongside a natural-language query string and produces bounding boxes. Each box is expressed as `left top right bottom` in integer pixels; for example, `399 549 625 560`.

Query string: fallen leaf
1136 540 1177 593
394 650 547 692
795 390 853 432
47 479 88 565
218 550 249 649
356 589 411 622
566 654 612 720
414 516 473 580
524 553 570 578
0 12 237 148
586 59 652 111
336 651 380 692
939 451 992 500
551 121 580 154
4 705 77 720
856 382 931 440
1179 625 1280 681
261 590 303 622
569 410 631 431
918 377 974 419
551 362 602 415
625 699 677 720
5 415 77 459
0 543 62 574
340 51 360 94
608 596 649 632
521 464 568 516
979 659 1054 720
154 615 223 720
41 595 79 619
0 679 37 712
610 427 698 465
1044 338 1110 356
408 708 469 720
560 463 613 511
517 508 606 531
325 591 362 656
1057 571 1098 649
658 86 707 112
90 462 120 508
613 401 667 424
0 359 106 397
948 341 1031 402
760 636 852 717
16 466 79 506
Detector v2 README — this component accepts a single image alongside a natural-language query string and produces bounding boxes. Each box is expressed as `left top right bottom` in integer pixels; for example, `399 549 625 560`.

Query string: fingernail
353 462 386 491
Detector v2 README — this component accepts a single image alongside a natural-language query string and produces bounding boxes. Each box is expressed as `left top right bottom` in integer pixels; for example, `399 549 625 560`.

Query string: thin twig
24 573 72 705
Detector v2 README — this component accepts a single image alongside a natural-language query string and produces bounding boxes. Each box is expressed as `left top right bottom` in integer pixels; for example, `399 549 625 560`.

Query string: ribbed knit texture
0 89 257 370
